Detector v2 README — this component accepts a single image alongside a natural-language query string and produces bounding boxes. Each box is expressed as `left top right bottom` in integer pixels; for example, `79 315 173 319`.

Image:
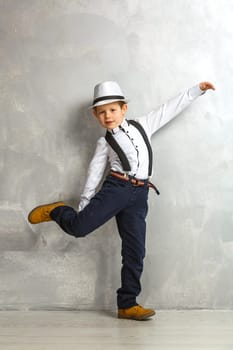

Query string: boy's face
93 102 128 129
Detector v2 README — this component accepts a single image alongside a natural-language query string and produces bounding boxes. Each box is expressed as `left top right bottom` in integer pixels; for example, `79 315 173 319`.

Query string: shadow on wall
0 101 103 251
1 95 121 309
67 100 103 168
63 101 103 205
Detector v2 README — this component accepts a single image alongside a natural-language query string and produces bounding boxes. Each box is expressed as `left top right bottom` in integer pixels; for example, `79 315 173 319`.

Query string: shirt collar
109 119 129 134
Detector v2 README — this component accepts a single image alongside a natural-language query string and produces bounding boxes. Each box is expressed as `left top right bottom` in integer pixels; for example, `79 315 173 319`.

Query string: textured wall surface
1 0 233 310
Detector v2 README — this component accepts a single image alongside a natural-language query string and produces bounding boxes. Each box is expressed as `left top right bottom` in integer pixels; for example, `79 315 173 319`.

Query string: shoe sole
28 201 64 224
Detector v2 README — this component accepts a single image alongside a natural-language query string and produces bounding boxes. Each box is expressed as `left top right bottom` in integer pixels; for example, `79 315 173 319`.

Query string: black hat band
93 95 125 105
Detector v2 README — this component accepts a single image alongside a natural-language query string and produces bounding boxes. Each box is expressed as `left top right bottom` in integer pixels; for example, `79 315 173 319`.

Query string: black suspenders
105 119 153 177
105 130 131 172
128 120 153 177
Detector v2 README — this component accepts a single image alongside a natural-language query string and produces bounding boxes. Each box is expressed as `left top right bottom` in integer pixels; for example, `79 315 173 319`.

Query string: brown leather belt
110 171 160 195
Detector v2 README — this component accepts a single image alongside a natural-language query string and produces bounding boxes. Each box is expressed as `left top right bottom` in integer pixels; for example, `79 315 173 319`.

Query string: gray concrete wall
0 0 232 310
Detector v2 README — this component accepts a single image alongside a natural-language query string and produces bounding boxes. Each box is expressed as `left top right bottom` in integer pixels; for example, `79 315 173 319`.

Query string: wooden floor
0 310 232 349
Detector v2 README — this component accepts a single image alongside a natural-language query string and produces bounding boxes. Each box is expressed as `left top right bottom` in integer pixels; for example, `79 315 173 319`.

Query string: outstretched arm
138 82 215 137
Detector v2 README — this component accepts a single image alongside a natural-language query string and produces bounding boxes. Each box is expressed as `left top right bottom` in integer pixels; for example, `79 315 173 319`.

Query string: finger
206 82 215 90
200 82 215 91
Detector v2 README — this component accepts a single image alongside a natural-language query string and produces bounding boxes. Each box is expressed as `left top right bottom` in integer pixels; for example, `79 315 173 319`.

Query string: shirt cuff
189 84 206 99
78 198 90 212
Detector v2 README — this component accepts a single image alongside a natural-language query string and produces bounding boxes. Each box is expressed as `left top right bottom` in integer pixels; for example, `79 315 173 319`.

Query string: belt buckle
132 178 140 186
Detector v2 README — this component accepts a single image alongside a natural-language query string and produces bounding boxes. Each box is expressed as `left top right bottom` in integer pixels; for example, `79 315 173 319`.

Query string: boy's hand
199 81 216 91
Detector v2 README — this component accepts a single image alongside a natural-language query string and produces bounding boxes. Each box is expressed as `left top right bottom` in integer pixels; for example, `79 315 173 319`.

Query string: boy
28 80 215 320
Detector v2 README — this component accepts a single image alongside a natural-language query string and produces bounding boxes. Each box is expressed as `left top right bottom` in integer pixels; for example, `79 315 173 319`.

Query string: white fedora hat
89 81 128 109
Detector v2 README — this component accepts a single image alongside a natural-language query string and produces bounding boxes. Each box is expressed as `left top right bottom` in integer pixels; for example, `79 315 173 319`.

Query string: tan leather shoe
28 201 65 224
118 305 156 320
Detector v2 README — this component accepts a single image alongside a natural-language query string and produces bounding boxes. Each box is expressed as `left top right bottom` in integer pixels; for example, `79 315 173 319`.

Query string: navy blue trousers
51 175 149 309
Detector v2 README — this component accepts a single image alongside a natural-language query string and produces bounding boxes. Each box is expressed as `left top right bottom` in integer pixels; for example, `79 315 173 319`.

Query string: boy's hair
118 101 127 108
93 101 127 112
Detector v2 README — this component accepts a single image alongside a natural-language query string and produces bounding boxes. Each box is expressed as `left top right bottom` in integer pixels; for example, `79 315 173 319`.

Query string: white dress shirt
78 85 204 211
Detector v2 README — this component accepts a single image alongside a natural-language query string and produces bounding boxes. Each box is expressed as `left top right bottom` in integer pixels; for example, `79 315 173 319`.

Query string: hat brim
88 98 129 109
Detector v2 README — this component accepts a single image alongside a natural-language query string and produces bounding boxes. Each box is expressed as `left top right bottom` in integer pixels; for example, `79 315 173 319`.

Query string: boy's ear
122 103 128 114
